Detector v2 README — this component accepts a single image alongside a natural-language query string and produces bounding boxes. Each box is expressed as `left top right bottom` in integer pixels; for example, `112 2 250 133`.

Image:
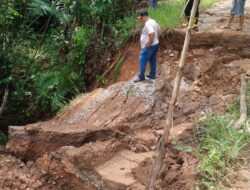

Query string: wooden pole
163 0 199 143
234 74 247 129
149 1 199 189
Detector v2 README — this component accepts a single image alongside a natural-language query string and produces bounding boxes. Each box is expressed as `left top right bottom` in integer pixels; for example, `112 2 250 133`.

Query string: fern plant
29 0 72 24
34 67 82 111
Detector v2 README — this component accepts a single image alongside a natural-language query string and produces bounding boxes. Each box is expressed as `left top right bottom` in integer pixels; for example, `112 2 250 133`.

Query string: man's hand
146 42 152 48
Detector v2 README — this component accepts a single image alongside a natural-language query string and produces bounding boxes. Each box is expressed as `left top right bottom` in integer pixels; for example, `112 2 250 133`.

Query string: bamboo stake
234 74 247 129
149 1 199 189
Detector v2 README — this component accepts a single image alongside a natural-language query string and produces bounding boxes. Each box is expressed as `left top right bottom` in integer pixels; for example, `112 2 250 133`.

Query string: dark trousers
148 0 157 8
185 0 200 24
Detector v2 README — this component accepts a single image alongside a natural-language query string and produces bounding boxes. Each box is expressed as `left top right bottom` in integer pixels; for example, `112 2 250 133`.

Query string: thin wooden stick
234 74 247 129
149 1 199 189
0 85 9 116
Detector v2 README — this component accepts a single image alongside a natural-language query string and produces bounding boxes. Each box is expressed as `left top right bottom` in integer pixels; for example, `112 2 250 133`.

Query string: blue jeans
231 0 246 16
138 44 159 80
149 0 157 8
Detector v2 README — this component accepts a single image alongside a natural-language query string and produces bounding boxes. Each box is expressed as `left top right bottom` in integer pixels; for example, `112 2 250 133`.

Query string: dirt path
200 0 250 31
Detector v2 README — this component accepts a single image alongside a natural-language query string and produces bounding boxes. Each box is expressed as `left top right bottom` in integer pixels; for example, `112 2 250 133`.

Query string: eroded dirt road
1 0 250 190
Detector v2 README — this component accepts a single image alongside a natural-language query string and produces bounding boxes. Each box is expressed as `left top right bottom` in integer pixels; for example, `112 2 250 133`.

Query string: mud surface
2 0 250 190
226 145 250 190
0 151 58 190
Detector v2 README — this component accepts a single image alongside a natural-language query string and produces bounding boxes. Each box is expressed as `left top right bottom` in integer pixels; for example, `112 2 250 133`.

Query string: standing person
184 0 200 31
134 11 160 83
222 0 246 30
148 0 157 8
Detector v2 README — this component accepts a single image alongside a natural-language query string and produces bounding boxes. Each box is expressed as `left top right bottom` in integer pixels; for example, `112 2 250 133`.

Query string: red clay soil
133 149 198 190
0 151 59 190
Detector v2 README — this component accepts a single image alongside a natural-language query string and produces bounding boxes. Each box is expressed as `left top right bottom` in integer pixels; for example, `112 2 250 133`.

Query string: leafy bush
113 16 138 50
34 68 82 111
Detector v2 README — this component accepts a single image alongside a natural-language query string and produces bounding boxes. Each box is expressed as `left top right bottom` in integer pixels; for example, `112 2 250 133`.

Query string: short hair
138 10 149 17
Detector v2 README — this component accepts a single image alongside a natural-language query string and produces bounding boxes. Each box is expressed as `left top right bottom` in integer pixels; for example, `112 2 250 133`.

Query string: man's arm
146 32 155 47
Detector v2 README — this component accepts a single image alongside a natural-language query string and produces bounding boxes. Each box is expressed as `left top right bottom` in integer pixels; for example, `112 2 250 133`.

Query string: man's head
137 11 149 22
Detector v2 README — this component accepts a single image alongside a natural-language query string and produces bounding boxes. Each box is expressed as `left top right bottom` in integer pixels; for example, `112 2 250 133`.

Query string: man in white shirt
134 11 160 83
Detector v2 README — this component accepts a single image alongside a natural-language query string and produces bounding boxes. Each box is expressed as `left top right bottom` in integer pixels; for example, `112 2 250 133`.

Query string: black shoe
134 78 145 83
146 74 156 79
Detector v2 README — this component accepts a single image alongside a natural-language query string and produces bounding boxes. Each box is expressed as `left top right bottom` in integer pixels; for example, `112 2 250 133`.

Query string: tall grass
200 0 217 9
197 114 248 189
148 0 217 29
197 80 250 189
148 0 184 29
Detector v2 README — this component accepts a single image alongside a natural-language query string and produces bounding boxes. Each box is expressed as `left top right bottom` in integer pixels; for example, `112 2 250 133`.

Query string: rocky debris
7 79 166 159
0 154 58 190
242 48 250 58
132 149 198 190
162 29 250 50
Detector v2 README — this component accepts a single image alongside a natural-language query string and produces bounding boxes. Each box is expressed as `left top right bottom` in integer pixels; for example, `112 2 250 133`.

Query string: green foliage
0 132 7 145
112 57 125 82
67 26 92 65
113 16 138 50
0 0 138 125
171 139 193 152
96 75 108 85
197 112 249 189
34 68 81 111
200 0 217 9
29 0 72 24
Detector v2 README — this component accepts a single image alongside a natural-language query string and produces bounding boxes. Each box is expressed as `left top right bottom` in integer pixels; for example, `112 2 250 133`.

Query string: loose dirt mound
133 149 198 190
0 152 58 190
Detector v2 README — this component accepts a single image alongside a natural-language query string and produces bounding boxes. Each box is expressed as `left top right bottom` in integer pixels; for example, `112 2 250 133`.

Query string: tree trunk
149 1 199 189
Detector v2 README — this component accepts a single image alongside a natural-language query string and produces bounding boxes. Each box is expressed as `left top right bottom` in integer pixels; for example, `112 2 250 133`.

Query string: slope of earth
226 145 250 190
2 0 250 190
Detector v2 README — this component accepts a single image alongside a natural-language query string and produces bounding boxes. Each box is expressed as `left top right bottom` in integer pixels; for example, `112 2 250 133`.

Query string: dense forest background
0 0 142 127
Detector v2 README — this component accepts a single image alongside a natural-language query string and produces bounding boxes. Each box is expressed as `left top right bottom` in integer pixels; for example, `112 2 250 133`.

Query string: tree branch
0 85 9 116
